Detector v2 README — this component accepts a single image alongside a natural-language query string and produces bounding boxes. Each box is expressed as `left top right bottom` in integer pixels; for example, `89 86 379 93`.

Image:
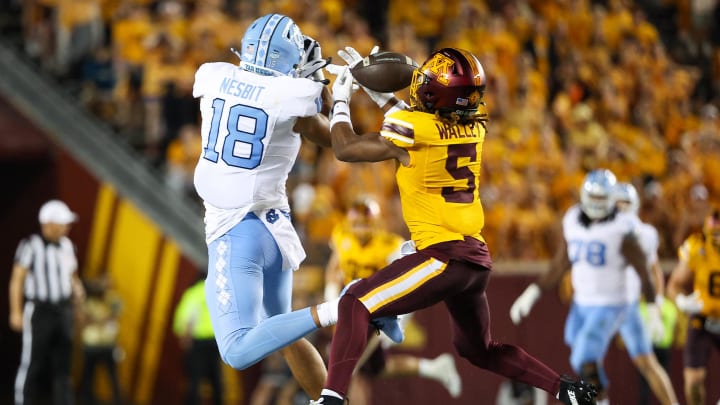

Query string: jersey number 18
203 98 268 169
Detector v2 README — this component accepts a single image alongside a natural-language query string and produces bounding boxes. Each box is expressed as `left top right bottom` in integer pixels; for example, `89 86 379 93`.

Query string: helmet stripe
257 14 286 69
457 49 483 85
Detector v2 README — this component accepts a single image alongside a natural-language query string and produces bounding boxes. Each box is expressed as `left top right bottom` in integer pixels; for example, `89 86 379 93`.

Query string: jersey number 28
202 98 268 169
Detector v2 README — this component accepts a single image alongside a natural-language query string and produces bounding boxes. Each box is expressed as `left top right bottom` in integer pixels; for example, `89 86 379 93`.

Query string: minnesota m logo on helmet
424 53 455 86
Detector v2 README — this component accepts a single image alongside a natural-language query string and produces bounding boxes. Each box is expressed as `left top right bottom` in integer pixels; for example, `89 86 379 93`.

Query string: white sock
321 389 343 399
418 358 435 378
315 297 339 327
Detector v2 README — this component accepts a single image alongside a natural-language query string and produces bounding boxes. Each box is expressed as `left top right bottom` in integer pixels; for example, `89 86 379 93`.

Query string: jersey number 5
442 144 477 203
203 98 268 169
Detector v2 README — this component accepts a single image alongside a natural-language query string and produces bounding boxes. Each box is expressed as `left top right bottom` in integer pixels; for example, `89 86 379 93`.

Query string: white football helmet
580 169 617 219
614 182 640 215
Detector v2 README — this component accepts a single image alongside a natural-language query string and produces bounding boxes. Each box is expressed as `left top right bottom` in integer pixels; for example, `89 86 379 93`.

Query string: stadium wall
373 274 720 404
3 96 719 405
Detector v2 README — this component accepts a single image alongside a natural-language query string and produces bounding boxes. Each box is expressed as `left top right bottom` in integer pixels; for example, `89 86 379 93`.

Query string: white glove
675 291 703 314
644 303 665 344
336 46 396 108
510 283 541 325
330 65 354 105
296 35 330 83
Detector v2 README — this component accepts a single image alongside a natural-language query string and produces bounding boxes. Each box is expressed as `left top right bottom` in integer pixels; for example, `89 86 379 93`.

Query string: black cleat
558 375 597 405
309 395 346 405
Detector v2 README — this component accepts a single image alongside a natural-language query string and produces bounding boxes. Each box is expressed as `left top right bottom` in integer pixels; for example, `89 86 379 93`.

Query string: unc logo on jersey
266 209 280 224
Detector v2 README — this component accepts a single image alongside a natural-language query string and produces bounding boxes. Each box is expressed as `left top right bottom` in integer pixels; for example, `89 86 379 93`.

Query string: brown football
350 51 419 93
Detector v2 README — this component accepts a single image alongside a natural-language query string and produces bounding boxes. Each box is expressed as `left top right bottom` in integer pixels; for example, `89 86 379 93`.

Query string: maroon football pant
684 315 720 368
326 238 561 398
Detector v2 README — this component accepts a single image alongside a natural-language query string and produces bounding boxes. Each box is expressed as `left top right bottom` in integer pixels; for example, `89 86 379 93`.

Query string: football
350 51 419 93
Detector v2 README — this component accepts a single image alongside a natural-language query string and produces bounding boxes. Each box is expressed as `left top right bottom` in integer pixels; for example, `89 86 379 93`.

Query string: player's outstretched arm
294 87 332 148
510 234 570 325
333 46 410 115
295 113 331 147
328 66 409 164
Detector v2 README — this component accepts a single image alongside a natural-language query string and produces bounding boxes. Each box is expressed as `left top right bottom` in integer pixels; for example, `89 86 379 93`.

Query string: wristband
330 101 352 128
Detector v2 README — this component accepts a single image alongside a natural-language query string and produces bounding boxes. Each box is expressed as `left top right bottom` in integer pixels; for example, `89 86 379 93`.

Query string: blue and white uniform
562 205 651 387
193 58 325 369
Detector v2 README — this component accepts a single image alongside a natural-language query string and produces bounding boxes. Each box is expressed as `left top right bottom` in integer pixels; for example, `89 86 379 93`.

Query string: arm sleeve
192 64 210 99
380 112 415 147
281 78 324 117
14 238 33 269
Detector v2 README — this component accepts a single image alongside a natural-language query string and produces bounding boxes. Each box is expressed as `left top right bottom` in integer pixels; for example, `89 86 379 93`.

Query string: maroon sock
461 340 561 395
325 295 371 397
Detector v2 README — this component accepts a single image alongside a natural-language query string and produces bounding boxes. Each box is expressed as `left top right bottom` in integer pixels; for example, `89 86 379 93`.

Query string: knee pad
579 362 604 393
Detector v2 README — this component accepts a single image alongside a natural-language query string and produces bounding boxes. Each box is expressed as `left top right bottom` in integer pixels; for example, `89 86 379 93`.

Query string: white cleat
432 353 462 398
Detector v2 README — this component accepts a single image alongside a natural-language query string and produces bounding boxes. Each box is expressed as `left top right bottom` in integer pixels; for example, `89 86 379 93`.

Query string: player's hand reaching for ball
330 65 354 105
336 46 396 108
337 45 379 68
328 65 355 130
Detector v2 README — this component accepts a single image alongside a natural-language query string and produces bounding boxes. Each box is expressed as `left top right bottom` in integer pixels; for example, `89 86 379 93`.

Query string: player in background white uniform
510 170 678 405
192 13 366 398
615 182 680 405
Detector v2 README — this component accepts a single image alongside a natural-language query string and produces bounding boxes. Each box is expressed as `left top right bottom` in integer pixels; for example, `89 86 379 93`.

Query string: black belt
29 298 72 306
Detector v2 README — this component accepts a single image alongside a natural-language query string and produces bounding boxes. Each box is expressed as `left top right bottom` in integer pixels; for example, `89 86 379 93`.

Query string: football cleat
558 375 598 405
309 395 346 405
370 315 404 344
429 353 462 398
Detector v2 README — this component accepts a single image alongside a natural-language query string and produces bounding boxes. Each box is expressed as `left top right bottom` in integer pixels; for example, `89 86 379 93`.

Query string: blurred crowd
15 0 720 261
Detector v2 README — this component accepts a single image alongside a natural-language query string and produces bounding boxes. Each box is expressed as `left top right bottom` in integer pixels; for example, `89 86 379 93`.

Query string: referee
9 200 86 405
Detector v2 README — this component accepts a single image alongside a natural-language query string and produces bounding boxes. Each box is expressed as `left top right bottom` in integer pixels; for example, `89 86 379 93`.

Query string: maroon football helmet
409 48 486 116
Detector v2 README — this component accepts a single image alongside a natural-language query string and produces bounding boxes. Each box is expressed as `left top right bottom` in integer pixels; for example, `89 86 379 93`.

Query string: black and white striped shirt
14 234 78 303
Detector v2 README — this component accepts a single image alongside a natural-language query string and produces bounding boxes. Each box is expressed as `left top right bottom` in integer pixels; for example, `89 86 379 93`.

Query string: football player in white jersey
615 182 680 405
510 170 678 405
192 13 340 398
